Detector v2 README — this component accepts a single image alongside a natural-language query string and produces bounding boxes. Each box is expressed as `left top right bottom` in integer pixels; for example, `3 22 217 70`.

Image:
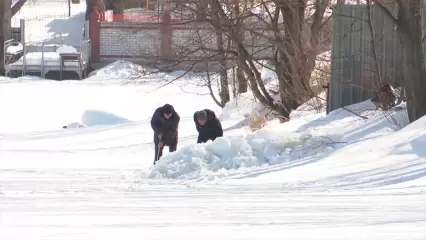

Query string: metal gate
12 0 77 44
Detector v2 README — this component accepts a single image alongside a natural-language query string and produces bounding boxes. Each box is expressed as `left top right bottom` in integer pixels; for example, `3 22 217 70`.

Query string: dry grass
248 115 267 132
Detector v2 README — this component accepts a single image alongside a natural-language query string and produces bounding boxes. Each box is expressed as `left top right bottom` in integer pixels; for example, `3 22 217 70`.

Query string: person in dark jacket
193 109 223 144
150 104 180 164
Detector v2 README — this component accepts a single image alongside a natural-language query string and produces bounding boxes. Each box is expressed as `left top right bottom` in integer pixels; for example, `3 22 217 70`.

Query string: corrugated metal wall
329 4 402 113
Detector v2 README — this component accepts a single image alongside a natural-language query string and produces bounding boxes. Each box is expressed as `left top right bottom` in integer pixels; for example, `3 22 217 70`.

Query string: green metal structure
329 4 402 113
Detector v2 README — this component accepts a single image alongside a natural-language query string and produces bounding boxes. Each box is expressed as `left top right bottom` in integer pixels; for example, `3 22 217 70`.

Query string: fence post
160 7 172 60
324 83 330 114
20 19 25 43
89 11 101 62
22 42 26 76
84 20 90 40
41 42 45 78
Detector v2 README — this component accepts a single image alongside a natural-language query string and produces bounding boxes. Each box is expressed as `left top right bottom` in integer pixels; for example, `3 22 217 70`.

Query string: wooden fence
329 3 404 113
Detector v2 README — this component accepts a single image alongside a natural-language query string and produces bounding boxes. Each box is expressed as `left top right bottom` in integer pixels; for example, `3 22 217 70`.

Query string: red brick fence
87 2 269 67
88 9 216 64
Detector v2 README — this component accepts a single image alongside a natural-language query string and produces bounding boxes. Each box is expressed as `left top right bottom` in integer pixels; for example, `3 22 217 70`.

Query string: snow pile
233 110 424 188
0 75 44 83
290 91 327 119
87 60 150 79
63 122 87 129
220 90 326 131
148 126 338 180
148 98 409 180
81 110 132 126
220 92 261 120
259 64 278 85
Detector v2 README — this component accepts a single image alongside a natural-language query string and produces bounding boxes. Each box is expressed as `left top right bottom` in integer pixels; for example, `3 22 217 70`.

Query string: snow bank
230 107 422 187
148 99 409 180
63 122 87 129
220 88 326 129
81 110 132 126
87 60 149 79
290 91 327 119
220 92 260 120
148 126 337 180
0 75 44 82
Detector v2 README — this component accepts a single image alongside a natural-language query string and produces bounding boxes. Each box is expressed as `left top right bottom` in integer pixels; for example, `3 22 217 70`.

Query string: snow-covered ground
0 61 425 240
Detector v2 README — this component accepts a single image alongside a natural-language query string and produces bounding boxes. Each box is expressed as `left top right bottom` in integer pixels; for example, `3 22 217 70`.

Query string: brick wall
89 10 271 65
98 21 217 63
99 22 161 59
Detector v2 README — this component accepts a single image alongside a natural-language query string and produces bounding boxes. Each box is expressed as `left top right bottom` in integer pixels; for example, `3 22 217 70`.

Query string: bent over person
193 109 223 144
150 104 180 165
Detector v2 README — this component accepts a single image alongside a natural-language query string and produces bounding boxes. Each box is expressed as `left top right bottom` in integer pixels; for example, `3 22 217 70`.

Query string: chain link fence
12 0 76 44
4 0 90 80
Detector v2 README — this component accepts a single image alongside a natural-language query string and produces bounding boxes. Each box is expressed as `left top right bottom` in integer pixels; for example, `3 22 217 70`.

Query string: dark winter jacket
193 109 223 144
150 105 180 145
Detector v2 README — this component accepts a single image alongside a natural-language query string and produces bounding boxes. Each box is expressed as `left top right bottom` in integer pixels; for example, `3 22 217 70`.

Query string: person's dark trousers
153 138 178 165
153 143 163 165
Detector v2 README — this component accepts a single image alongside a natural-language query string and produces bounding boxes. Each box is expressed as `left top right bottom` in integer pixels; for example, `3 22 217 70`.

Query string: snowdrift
81 110 132 126
87 60 149 79
148 99 409 180
234 111 426 188
148 127 336 180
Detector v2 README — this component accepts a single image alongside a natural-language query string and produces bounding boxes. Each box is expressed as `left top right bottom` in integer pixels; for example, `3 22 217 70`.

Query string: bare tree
230 0 248 95
210 1 230 106
1 0 12 76
1 0 29 75
11 0 28 16
141 0 333 115
373 0 426 122
207 0 333 118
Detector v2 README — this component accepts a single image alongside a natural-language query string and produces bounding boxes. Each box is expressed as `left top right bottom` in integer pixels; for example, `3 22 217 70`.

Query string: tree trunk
272 2 307 115
398 0 426 122
233 0 247 94
212 1 230 106
272 0 327 115
11 0 27 17
237 66 247 94
86 0 94 20
105 0 123 14
231 66 237 98
1 0 12 76
216 32 230 105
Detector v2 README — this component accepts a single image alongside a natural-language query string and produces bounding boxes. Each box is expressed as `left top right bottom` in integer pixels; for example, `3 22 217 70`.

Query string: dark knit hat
196 110 207 121
162 104 173 114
